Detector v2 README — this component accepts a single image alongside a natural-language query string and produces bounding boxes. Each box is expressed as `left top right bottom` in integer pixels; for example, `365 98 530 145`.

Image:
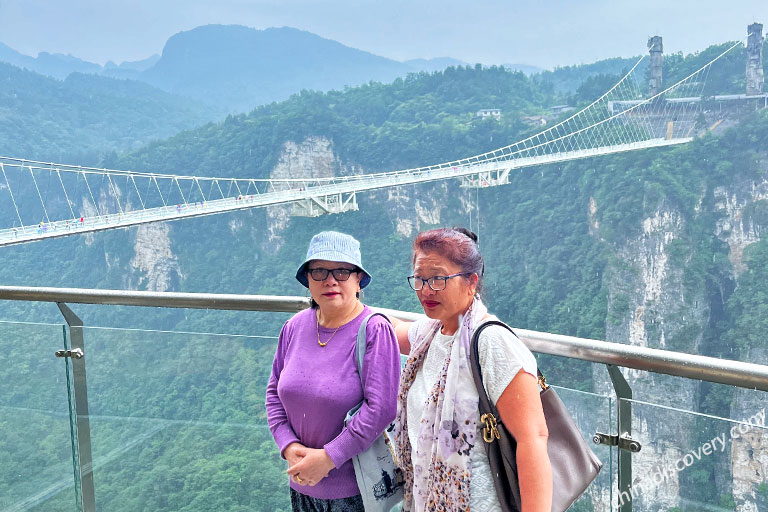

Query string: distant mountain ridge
0 25 471 113
140 25 411 111
102 54 161 79
502 63 544 75
0 41 165 82
136 25 476 112
0 42 102 78
404 57 467 72
0 61 220 163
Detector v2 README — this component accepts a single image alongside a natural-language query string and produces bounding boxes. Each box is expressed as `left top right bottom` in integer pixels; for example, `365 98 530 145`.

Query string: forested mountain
135 25 475 112
504 62 544 75
0 62 221 163
0 25 469 113
404 57 467 72
101 54 161 78
0 41 161 81
536 39 768 96
0 41 103 78
120 64 548 176
2 38 768 511
535 55 644 93
139 25 419 112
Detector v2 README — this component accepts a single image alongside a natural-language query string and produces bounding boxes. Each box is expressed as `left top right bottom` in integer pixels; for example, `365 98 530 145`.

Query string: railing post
608 364 633 512
57 303 96 512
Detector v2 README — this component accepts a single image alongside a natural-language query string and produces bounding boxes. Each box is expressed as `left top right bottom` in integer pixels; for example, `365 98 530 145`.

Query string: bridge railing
1 285 766 512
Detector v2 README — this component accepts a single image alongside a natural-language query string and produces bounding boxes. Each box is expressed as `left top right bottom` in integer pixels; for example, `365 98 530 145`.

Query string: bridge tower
746 23 764 95
647 36 663 97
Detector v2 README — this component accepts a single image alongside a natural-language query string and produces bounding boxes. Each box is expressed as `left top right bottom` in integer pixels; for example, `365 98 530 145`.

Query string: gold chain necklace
316 304 360 347
316 320 342 347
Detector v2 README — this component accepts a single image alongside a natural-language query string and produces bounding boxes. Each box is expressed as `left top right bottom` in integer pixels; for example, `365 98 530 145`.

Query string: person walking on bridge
266 231 400 512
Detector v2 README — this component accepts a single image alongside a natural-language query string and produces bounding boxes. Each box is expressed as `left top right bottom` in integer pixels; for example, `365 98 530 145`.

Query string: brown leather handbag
470 320 603 512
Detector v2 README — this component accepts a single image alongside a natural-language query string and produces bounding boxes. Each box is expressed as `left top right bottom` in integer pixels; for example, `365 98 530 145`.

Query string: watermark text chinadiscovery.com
619 407 766 506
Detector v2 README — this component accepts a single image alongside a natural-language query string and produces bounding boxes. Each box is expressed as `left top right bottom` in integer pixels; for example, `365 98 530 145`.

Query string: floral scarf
395 297 488 511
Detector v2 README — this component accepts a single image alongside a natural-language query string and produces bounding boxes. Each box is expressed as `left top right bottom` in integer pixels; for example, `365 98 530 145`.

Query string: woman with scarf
391 227 552 511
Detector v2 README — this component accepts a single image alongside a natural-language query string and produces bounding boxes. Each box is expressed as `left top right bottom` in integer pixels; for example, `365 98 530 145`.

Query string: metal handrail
0 285 309 312
1 285 767 391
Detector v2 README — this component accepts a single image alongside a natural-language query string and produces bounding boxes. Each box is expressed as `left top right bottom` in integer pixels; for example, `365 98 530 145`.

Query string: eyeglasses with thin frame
407 272 472 291
308 267 360 282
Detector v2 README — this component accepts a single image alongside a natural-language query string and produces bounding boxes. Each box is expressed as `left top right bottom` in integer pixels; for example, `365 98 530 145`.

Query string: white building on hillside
476 108 501 119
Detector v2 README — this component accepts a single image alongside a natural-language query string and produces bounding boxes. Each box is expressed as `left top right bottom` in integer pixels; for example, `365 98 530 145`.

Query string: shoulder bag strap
470 320 508 422
353 312 391 373
470 320 547 432
347 312 392 417
471 320 545 393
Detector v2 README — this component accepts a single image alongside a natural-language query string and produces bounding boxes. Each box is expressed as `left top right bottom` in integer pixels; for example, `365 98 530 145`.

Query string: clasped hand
285 442 335 487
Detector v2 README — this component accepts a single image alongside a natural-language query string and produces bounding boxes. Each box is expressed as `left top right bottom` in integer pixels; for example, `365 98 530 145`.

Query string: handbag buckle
480 413 501 443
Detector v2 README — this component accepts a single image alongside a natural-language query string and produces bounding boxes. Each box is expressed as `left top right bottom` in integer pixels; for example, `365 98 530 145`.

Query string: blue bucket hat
295 231 372 289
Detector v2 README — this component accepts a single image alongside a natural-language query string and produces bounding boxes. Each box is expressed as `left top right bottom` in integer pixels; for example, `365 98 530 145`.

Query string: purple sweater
265 306 400 499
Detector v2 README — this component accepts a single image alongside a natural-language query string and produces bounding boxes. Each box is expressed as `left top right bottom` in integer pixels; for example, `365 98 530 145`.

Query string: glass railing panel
553 386 614 511
79 326 289 512
0 320 77 512
621 398 768 511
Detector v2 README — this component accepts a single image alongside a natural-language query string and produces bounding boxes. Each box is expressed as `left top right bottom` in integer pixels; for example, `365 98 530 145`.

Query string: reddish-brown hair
412 227 484 295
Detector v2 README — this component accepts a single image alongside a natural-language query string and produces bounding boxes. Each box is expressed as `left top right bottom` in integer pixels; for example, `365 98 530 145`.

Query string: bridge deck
0 138 690 246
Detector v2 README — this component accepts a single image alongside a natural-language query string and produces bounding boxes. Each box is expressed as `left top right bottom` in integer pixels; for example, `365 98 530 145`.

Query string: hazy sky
0 0 765 69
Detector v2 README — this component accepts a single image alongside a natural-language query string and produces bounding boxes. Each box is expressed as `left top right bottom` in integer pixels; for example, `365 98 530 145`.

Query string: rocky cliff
252 133 768 511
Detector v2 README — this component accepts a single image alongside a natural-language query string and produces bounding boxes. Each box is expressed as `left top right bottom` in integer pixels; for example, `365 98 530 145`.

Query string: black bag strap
470 320 526 512
471 320 546 394
470 320 507 424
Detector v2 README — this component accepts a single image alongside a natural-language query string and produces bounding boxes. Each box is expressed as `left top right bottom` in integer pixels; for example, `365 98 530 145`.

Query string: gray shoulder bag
470 320 602 512
345 312 403 512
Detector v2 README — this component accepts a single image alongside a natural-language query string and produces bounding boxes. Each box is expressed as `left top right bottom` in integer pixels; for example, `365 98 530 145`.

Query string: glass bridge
1 286 766 512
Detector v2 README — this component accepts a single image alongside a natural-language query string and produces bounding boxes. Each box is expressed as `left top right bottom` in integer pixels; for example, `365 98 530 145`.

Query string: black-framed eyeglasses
407 272 472 291
308 267 360 282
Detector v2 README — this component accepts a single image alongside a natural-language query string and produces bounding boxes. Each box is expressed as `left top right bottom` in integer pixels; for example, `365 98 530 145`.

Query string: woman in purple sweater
266 231 401 511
